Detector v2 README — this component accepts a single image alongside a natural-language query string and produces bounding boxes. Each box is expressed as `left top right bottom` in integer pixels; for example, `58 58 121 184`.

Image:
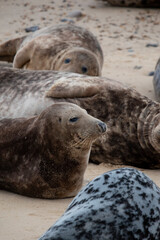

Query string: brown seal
153 58 160 102
0 65 160 169
0 102 106 198
104 0 160 7
0 24 103 76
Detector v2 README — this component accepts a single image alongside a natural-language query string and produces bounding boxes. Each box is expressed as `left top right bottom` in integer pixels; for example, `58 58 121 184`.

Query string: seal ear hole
64 58 71 64
69 117 79 123
59 117 62 122
81 66 88 73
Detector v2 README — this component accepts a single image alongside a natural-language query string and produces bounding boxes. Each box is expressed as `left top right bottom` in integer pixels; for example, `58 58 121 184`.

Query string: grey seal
153 58 160 102
0 24 103 76
0 102 106 198
0 66 160 168
104 0 160 7
39 168 160 240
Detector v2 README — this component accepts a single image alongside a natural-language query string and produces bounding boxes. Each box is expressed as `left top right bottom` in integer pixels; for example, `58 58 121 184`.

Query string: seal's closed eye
69 117 79 122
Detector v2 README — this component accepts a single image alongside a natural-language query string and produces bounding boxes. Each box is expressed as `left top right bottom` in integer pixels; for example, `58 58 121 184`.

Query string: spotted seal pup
39 168 160 240
0 66 160 168
153 58 160 102
0 24 103 76
104 0 160 7
0 102 106 198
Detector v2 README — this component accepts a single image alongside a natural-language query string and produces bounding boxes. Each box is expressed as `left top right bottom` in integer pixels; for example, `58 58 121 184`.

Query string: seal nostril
81 66 88 73
98 121 107 133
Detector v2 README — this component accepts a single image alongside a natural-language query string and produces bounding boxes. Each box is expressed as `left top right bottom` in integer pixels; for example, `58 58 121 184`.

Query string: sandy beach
0 0 160 239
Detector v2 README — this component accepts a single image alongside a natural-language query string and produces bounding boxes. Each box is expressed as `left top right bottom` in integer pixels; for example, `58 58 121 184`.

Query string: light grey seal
39 168 160 240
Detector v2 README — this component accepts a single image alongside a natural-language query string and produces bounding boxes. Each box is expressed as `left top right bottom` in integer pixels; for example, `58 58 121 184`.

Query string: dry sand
0 0 160 239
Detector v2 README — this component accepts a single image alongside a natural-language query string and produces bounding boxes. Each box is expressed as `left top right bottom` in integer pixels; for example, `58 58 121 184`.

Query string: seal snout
97 121 107 133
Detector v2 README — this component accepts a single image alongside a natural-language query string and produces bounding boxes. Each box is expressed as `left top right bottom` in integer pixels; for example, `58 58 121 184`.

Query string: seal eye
64 58 71 64
69 117 79 123
81 66 88 73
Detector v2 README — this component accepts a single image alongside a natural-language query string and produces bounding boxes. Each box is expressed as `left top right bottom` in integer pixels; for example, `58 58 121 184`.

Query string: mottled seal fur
0 24 103 76
104 0 160 7
153 58 160 102
0 66 160 168
0 102 106 198
39 168 160 240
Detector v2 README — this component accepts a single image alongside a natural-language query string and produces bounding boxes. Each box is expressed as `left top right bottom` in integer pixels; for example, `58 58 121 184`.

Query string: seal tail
0 36 25 62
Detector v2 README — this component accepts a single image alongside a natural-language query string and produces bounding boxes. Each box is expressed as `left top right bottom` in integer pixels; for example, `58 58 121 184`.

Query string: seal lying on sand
0 103 106 198
0 66 160 168
104 0 160 7
39 168 160 240
153 58 160 102
0 24 103 76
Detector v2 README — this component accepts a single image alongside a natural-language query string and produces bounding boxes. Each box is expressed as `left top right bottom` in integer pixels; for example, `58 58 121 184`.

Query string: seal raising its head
0 103 106 198
39 168 160 240
104 0 160 7
0 66 160 168
0 24 103 76
153 58 160 102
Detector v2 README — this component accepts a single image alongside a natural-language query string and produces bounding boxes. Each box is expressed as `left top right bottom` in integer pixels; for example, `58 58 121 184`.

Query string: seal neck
137 103 160 153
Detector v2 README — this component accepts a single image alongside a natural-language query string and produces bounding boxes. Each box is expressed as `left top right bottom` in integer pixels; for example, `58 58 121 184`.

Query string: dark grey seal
0 65 160 168
104 0 160 7
153 58 160 102
0 102 106 198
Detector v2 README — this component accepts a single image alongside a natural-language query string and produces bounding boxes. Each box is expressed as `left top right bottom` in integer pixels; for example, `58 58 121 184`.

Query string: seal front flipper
45 76 102 98
0 36 25 62
13 41 32 69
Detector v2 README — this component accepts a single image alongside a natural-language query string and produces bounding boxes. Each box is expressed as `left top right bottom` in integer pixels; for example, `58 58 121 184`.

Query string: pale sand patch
0 0 160 239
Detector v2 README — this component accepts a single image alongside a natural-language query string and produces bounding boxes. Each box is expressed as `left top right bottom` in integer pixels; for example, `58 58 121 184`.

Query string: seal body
39 168 160 240
0 24 103 76
0 102 106 198
153 58 160 102
0 66 160 168
105 0 160 7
